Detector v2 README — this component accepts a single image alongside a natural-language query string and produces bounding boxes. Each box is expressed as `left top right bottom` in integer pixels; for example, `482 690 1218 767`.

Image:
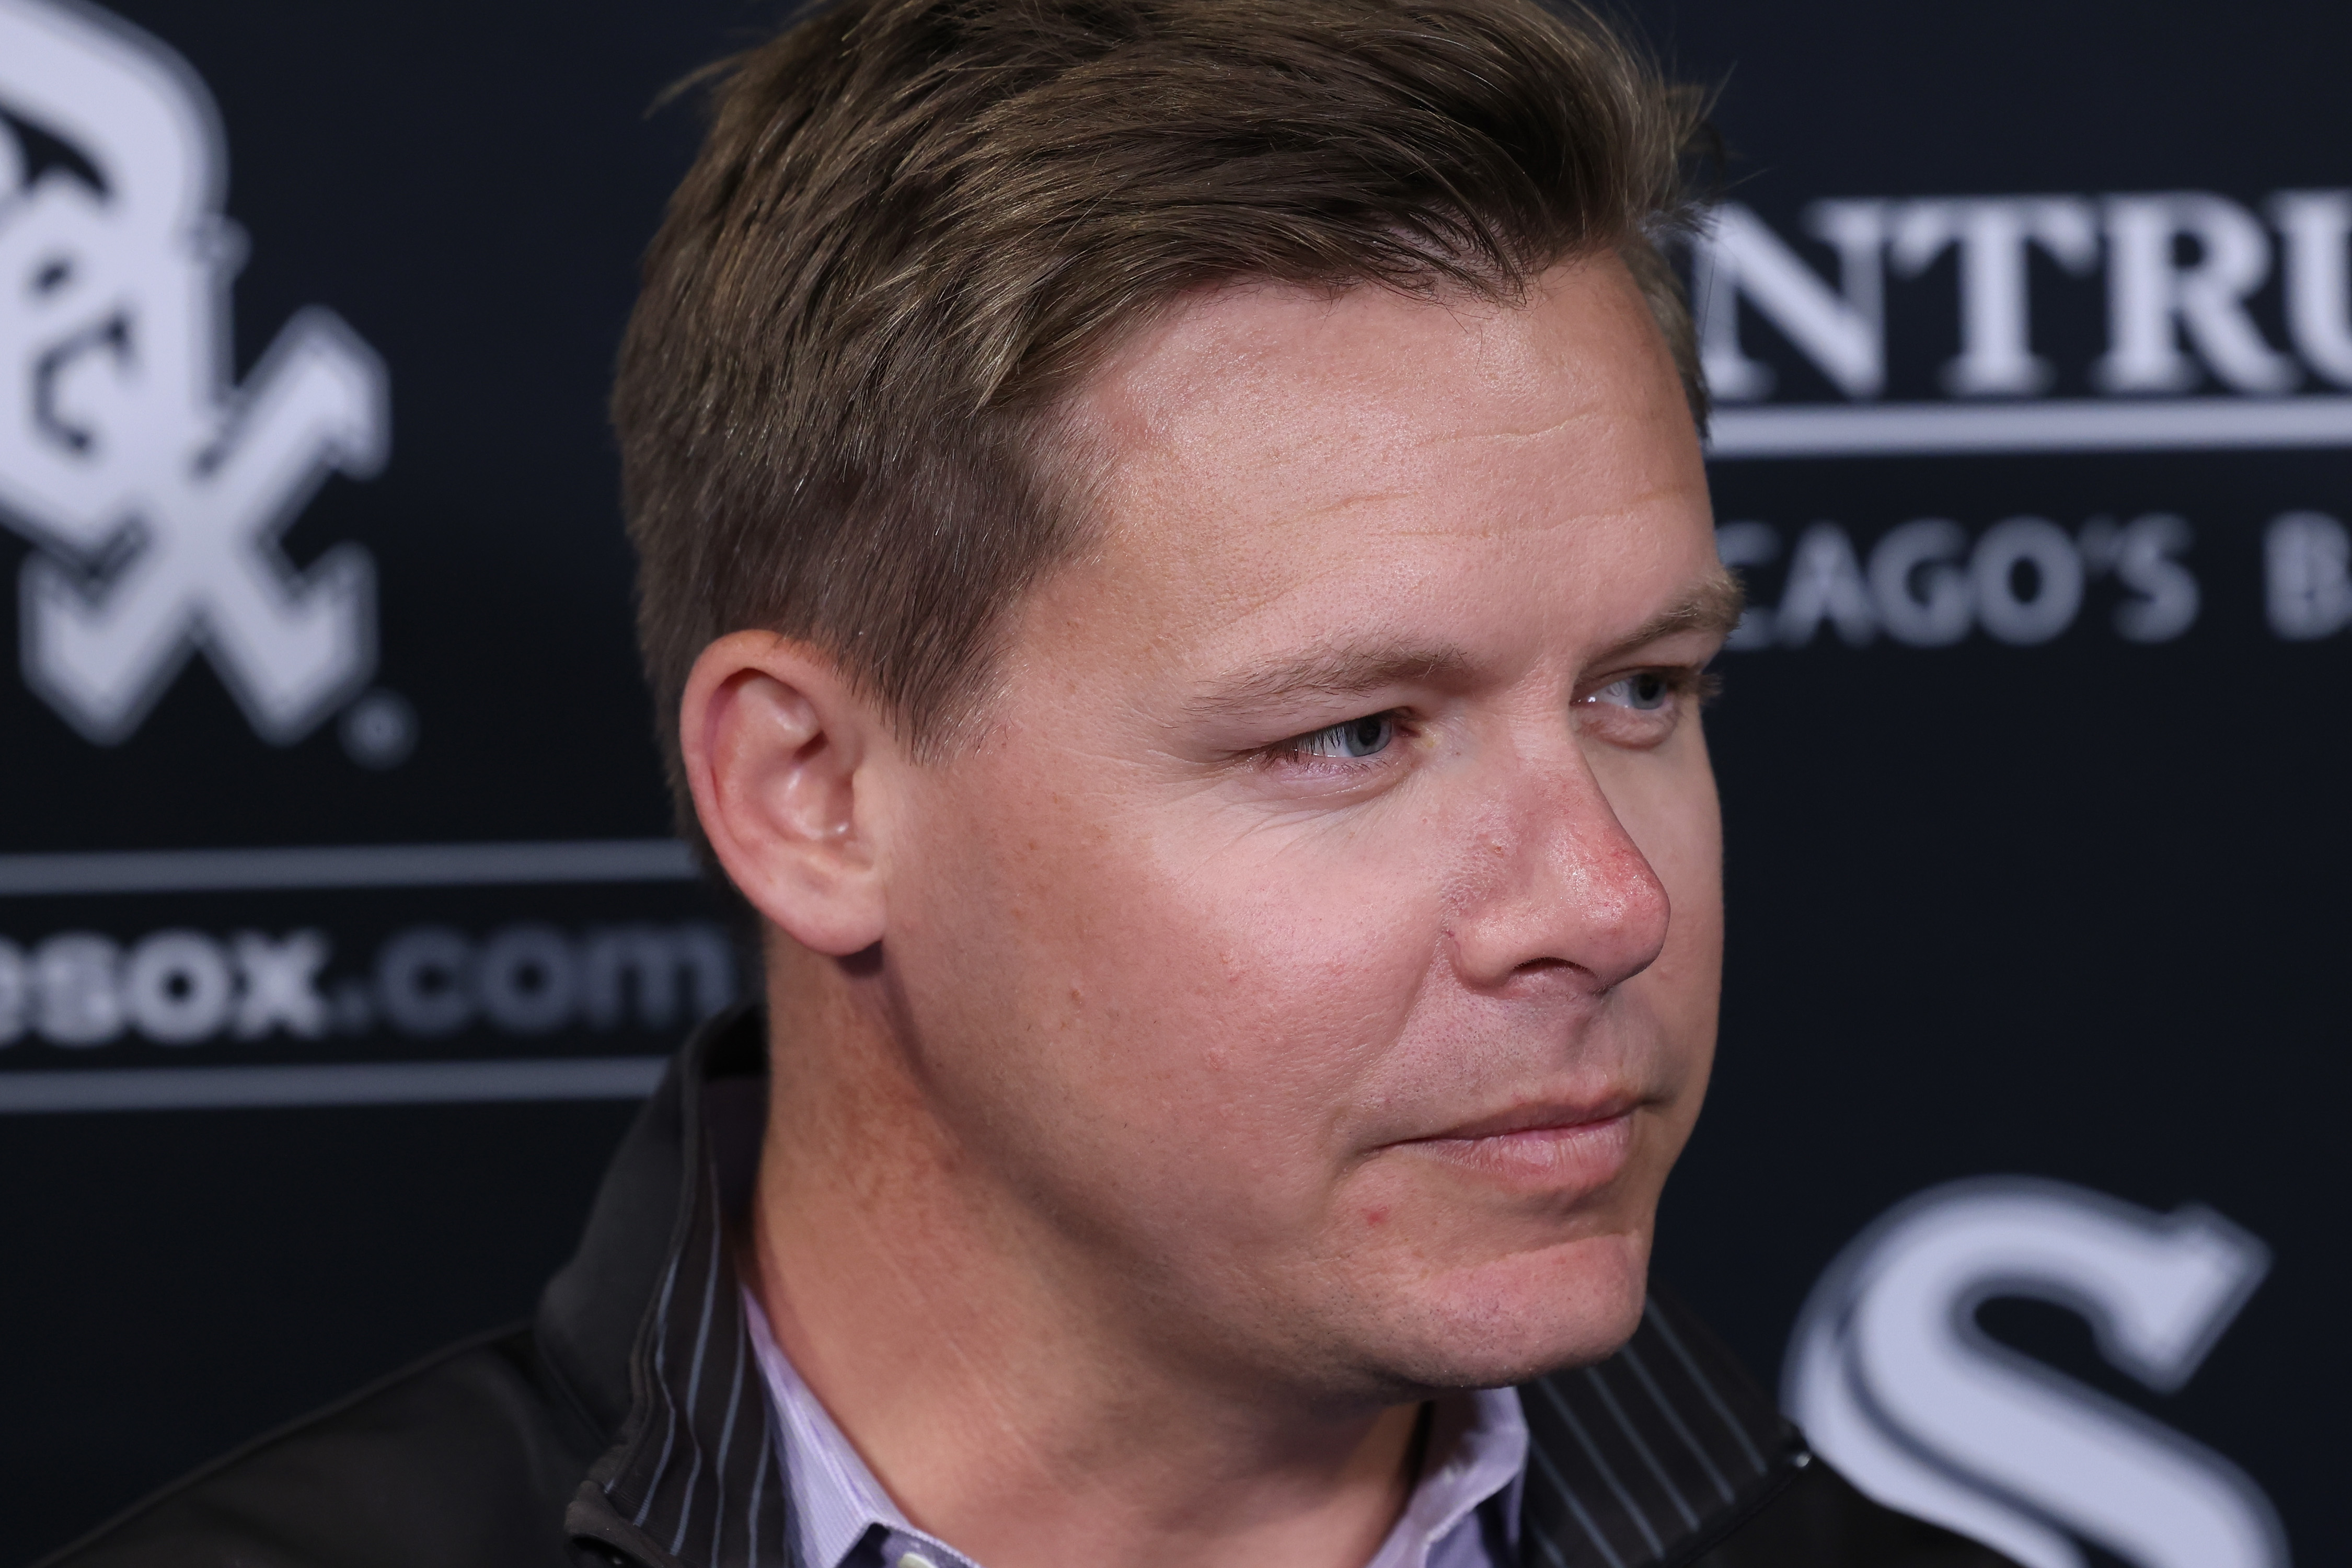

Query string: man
47 0 2017 1565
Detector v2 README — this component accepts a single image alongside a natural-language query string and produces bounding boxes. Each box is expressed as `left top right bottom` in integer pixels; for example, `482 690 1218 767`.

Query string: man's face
880 257 1728 1397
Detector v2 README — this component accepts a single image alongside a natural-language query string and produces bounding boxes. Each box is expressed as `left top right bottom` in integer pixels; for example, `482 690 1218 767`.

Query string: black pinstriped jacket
42 1009 2016 1568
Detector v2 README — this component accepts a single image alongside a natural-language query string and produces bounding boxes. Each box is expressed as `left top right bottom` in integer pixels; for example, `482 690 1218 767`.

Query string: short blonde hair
614 0 1709 847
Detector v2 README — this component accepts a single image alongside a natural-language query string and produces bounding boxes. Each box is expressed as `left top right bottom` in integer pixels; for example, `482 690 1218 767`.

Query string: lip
1392 1098 1640 1192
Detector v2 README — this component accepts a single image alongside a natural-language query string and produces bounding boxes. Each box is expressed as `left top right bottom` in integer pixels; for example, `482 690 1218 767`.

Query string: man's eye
1285 713 1397 759
1594 672 1675 711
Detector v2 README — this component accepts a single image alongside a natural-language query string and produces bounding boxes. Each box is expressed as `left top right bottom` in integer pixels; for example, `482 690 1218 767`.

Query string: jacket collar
545 1006 782 1567
541 1009 1805 1568
1516 1293 1807 1566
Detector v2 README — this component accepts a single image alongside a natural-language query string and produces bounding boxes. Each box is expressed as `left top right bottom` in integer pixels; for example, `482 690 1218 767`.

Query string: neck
744 944 1424 1568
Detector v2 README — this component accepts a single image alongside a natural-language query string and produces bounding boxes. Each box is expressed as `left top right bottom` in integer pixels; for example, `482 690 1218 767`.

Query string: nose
1446 744 1671 996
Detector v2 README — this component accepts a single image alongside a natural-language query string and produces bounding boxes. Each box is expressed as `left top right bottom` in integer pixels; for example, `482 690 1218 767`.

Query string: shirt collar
742 1284 977 1568
743 1283 1531 1568
1364 1387 1528 1568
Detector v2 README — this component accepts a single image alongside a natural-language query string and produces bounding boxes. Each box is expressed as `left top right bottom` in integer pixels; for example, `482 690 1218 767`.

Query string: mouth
1391 1098 1640 1193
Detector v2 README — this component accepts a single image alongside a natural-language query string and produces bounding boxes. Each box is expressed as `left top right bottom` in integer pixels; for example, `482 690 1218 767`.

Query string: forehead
1040 258 1713 678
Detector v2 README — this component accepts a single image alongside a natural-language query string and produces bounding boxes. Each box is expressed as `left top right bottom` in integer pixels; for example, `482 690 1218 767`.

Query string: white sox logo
1786 1178 2285 1568
0 0 387 744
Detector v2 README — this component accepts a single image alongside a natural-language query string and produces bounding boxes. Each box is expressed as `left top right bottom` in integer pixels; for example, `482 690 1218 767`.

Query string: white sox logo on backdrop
0 0 386 745
1786 1179 2285 1568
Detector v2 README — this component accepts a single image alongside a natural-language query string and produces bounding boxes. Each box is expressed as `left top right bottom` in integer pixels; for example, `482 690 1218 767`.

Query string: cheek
889 753 1446 1218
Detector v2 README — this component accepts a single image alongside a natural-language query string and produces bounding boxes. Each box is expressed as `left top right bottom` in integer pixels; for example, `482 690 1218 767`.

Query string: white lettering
122 929 233 1043
2094 195 2298 394
1696 201 1887 401
2268 191 2352 386
1890 198 2100 396
581 924 738 1032
1774 523 1877 647
33 930 121 1044
1713 522 1781 649
371 921 740 1039
478 924 577 1035
231 928 329 1039
1973 518 2084 645
1726 514 2211 650
374 926 473 1037
2264 511 2352 639
2108 514 2200 643
0 937 26 1044
0 920 743 1050
1867 519 1973 645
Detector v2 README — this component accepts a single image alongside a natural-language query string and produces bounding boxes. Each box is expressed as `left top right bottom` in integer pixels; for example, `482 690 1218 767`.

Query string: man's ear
680 632 895 957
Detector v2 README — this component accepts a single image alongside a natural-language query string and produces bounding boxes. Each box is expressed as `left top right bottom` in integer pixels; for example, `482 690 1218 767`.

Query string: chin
1368 1229 1653 1391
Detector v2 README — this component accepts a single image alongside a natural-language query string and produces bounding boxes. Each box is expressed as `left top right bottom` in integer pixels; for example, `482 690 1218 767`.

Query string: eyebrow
1585 567 1747 667
1187 639 1479 723
1187 567 1746 724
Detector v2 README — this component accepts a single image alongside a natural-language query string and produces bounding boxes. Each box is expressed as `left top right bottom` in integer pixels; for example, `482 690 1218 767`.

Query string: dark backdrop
1 2 2339 1562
